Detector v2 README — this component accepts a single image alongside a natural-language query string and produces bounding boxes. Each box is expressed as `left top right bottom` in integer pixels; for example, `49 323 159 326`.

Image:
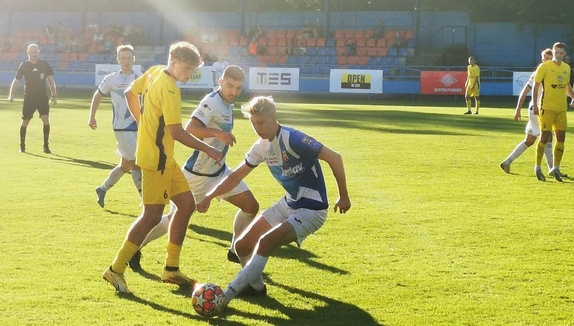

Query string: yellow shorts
465 84 480 97
538 109 567 132
141 162 190 205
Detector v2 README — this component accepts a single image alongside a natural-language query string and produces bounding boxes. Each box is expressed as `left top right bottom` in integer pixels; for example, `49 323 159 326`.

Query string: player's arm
124 85 141 124
185 117 236 147
318 146 351 214
532 81 541 115
514 84 532 121
88 90 104 130
7 78 19 102
196 161 254 213
567 84 574 107
168 123 222 163
47 75 57 106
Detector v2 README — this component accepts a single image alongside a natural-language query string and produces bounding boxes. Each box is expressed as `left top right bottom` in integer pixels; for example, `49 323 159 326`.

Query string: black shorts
22 96 50 120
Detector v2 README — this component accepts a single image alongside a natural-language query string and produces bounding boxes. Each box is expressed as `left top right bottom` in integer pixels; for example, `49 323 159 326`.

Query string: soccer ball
191 283 225 317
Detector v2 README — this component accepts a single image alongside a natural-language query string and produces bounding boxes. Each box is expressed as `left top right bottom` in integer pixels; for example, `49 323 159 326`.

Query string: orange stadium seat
337 56 347 65
366 38 376 47
355 30 364 39
267 30 276 38
358 56 368 65
316 38 325 47
334 30 344 38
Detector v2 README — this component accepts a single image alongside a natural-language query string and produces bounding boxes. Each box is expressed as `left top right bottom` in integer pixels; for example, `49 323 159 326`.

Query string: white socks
504 142 528 165
544 142 553 172
102 166 125 191
224 254 268 302
141 213 170 247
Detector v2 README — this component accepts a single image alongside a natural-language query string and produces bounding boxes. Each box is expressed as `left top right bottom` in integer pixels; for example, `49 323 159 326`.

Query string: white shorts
114 131 137 161
183 165 250 203
525 107 541 136
261 198 327 247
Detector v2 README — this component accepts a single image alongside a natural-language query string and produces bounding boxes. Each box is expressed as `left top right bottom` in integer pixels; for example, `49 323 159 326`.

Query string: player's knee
234 237 254 257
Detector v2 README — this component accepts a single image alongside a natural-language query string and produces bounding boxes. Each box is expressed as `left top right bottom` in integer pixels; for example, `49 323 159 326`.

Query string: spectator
282 38 295 55
300 20 313 39
246 24 263 40
297 38 307 55
248 38 258 56
312 19 324 39
393 31 406 49
344 39 356 56
373 19 385 39
43 22 54 38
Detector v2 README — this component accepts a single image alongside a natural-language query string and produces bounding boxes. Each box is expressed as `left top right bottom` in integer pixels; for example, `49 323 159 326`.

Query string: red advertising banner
420 71 467 95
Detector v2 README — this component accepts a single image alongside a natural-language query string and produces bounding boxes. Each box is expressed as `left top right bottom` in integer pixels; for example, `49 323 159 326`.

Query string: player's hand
570 99 574 108
207 147 223 165
51 97 57 106
333 193 351 214
216 131 236 147
196 198 211 213
533 105 539 116
88 117 97 130
513 109 521 121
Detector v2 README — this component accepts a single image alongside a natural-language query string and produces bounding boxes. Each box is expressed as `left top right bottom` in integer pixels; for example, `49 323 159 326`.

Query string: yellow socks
535 141 547 166
165 242 182 268
111 240 140 274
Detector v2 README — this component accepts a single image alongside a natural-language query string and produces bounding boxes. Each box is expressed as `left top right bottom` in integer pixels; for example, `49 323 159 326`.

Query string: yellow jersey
534 60 571 112
131 65 183 171
466 64 480 88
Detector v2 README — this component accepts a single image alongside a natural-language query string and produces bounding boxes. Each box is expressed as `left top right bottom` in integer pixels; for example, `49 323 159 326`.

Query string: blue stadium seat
326 47 336 56
387 48 398 56
296 56 308 65
326 38 335 47
287 55 297 65
367 57 378 66
398 48 408 57
316 47 326 56
387 57 398 66
316 56 326 64
326 56 336 65
306 47 316 56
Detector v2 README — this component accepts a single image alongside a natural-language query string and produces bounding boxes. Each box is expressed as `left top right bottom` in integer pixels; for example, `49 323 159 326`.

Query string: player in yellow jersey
103 41 223 293
464 56 480 115
532 42 574 182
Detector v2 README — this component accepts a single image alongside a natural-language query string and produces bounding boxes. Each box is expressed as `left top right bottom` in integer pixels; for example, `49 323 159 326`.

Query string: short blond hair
168 41 203 67
241 96 276 118
116 44 134 56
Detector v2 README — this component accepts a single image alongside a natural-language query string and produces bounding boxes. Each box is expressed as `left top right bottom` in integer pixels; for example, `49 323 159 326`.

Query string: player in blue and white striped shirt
197 95 351 306
88 44 141 208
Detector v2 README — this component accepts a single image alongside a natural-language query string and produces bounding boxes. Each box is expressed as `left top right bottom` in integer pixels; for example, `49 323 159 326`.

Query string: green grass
0 90 573 325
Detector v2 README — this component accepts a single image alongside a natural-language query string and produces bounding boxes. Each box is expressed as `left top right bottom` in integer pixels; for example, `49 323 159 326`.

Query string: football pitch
0 90 573 325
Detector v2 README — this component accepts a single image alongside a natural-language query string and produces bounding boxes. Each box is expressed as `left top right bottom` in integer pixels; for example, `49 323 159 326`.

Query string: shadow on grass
189 224 348 275
222 277 381 325
24 152 116 170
